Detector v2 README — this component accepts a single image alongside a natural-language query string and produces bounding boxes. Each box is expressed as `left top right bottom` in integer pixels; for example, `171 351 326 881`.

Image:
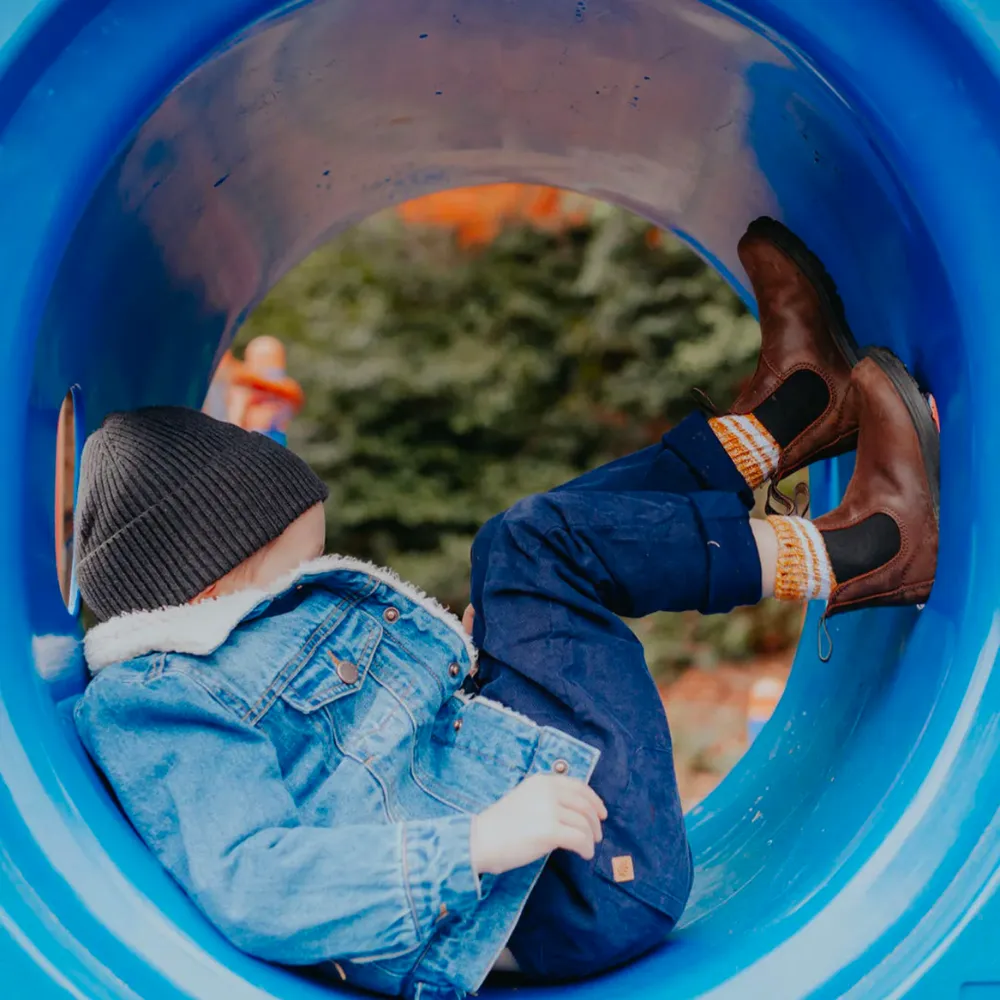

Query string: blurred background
221 185 803 807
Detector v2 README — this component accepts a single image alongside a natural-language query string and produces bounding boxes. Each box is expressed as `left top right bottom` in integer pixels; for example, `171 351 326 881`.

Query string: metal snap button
336 661 359 685
383 606 400 623
453 718 463 733
329 652 359 685
448 662 460 678
552 759 569 774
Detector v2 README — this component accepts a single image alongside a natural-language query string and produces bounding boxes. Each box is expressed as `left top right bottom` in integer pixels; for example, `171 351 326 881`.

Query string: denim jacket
76 557 600 1000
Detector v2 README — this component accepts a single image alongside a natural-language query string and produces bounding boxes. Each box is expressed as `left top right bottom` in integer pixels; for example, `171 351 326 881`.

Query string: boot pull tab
765 479 811 518
764 480 794 516
793 481 811 518
818 612 834 663
690 387 720 417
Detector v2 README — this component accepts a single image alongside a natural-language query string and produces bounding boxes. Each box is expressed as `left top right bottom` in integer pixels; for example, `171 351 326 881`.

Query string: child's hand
470 774 607 875
462 604 475 636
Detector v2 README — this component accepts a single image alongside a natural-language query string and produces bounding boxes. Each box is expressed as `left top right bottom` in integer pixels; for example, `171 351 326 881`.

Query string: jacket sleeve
74 666 481 965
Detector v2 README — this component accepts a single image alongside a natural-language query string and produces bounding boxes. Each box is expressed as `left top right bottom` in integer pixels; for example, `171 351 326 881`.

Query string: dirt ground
660 652 793 810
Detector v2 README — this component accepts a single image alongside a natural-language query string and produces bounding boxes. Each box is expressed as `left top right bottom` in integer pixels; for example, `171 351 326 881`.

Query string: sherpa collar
84 554 477 673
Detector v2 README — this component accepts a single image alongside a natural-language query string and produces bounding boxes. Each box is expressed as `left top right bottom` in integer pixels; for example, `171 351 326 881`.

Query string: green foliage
240 205 800 677
628 599 803 686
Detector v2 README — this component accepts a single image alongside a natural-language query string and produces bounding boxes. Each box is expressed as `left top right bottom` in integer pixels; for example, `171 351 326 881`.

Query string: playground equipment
2 0 999 997
203 337 305 444
396 183 593 247
53 392 77 609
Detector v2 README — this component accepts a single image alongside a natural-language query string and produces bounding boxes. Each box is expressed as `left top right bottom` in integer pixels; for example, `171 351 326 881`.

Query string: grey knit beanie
75 406 329 622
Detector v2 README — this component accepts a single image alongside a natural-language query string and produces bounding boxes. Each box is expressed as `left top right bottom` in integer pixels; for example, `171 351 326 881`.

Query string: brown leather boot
732 218 860 484
815 349 939 617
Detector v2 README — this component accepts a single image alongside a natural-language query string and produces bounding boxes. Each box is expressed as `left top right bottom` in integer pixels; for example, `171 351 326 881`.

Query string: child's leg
473 487 761 980
469 379 834 642
469 411 754 649
473 219 873 978
554 412 755 503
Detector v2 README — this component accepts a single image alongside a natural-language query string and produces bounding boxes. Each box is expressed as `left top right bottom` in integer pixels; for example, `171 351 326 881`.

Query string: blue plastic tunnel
3 1 1000 997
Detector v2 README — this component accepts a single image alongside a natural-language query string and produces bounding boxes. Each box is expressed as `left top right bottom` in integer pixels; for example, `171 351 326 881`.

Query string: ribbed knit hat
75 407 329 622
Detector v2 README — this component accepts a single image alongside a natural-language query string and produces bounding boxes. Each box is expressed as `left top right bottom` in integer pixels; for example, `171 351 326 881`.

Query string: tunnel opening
8 0 980 998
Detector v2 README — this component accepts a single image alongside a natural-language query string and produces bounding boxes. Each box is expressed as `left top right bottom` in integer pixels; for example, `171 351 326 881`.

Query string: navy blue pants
469 413 762 981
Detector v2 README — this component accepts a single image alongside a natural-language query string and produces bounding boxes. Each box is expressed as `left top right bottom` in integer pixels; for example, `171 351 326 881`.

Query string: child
75 219 938 1000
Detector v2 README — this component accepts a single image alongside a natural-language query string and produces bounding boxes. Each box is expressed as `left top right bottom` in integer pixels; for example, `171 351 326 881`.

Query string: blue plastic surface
2 0 1000 996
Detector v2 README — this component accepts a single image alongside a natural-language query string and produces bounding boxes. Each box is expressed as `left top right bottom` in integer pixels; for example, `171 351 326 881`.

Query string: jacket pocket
593 746 692 919
279 612 383 713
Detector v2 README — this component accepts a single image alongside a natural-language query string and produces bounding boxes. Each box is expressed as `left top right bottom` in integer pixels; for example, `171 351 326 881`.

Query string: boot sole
744 217 860 370
866 346 941 521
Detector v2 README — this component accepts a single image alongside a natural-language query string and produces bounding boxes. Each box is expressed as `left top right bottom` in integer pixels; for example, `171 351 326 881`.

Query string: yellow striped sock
709 413 780 488
768 516 835 602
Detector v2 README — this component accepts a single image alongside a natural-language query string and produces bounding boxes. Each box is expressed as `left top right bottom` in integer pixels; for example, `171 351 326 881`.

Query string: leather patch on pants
612 855 635 883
